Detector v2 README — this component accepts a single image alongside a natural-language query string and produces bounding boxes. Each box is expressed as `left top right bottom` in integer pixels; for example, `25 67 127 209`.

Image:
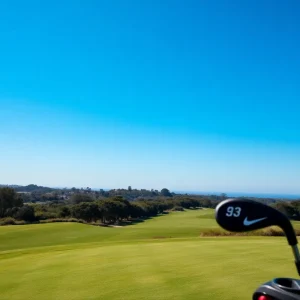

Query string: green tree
15 205 35 221
273 202 300 220
59 206 71 218
129 203 145 218
99 199 126 224
0 187 23 217
71 202 100 222
70 193 94 204
160 188 172 197
221 193 227 200
199 198 212 208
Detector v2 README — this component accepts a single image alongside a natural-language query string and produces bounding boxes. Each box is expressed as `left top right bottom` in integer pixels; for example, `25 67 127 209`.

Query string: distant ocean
176 191 300 200
90 188 300 200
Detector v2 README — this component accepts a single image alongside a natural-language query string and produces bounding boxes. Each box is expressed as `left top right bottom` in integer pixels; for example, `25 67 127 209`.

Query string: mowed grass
0 209 218 252
0 209 299 300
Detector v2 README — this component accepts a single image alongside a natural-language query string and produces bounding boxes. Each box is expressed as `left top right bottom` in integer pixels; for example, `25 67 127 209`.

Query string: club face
215 199 286 233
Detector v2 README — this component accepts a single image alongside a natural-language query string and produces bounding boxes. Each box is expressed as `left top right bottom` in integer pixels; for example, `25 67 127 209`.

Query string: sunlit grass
0 209 298 300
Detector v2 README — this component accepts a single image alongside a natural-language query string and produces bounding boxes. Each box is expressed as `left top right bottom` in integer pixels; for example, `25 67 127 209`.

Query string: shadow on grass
98 213 170 228
97 217 152 228
189 207 203 210
119 217 153 226
0 211 173 228
123 212 170 226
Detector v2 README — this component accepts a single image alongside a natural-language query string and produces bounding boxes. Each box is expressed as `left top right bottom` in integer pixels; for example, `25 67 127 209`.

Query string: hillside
0 209 217 252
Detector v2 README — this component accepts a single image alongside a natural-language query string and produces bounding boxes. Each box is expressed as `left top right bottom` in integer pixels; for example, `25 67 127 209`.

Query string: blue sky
1 0 300 194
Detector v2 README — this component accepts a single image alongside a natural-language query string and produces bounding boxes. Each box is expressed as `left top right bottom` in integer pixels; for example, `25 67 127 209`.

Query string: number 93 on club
225 206 242 218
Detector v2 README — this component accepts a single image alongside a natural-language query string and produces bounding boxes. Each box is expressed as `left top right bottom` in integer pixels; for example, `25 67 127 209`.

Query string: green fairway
0 209 299 299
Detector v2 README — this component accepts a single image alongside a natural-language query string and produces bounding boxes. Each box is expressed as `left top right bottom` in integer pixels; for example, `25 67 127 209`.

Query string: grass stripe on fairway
0 238 297 300
0 209 299 300
0 209 217 252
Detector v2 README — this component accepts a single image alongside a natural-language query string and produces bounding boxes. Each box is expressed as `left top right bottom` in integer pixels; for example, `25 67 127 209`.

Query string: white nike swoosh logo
243 217 267 226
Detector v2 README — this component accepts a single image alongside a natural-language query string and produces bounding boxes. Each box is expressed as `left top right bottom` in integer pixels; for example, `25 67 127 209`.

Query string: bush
171 206 184 211
70 194 94 204
15 205 35 221
5 207 20 218
32 203 62 220
71 202 101 222
14 220 27 225
0 217 16 225
39 218 85 224
59 206 71 218
261 227 284 236
35 211 58 220
0 187 23 217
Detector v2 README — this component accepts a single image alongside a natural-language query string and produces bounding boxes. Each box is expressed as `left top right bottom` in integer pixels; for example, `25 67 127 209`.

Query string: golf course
1 209 299 300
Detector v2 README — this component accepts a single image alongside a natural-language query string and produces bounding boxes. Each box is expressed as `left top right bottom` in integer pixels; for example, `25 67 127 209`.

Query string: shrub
171 206 184 211
5 207 20 218
39 218 85 224
59 206 71 218
14 220 27 225
71 202 101 222
15 205 35 221
0 217 16 225
70 194 94 204
261 227 284 236
35 211 58 220
0 187 23 217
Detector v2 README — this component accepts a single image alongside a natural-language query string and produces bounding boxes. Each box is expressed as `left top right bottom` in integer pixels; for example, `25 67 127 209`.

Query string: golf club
215 199 300 300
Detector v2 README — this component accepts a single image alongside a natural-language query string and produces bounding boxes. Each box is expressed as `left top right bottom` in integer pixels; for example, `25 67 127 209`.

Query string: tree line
0 187 217 225
3 184 287 205
1 187 298 226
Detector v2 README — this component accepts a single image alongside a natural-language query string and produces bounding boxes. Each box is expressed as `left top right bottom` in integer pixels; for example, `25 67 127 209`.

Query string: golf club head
215 199 297 246
216 199 300 275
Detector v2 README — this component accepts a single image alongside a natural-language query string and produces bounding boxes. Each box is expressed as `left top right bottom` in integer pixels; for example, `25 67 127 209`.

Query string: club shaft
292 245 300 262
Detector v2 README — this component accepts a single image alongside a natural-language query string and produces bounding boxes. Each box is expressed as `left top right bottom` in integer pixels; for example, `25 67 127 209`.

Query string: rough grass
200 226 300 237
1 209 300 300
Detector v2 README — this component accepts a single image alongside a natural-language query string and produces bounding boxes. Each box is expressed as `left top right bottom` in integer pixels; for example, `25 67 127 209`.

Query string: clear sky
1 0 300 194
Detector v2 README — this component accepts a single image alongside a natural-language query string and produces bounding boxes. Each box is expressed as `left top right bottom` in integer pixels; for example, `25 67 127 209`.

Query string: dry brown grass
200 226 300 237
